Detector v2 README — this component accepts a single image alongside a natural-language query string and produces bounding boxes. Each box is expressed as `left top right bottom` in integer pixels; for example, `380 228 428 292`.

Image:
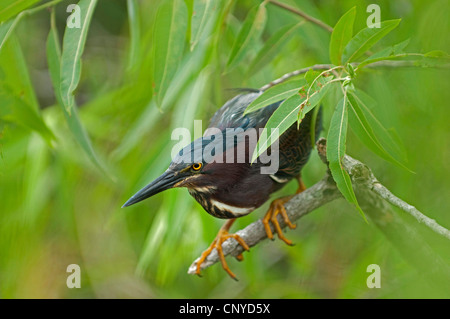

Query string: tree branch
188 138 450 280
370 181 450 240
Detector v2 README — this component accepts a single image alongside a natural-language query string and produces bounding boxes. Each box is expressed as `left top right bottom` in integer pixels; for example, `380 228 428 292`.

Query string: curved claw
262 196 296 246
195 222 249 280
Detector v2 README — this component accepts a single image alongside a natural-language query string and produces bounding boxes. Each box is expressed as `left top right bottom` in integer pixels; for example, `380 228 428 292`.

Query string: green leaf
0 88 54 143
327 95 366 221
351 89 408 166
297 75 333 122
152 0 188 106
47 9 111 177
0 19 15 52
248 22 303 75
226 2 267 71
244 79 306 115
342 19 401 64
126 0 141 70
190 0 219 51
0 0 39 22
0 35 54 144
252 93 304 163
357 39 411 69
424 50 449 58
304 69 320 87
0 0 64 53
250 75 332 162
347 91 410 171
393 38 410 54
60 0 98 114
329 7 356 66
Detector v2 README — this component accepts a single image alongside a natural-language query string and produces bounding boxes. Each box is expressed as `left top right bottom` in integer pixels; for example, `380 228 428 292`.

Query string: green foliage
152 0 188 106
342 19 401 64
347 90 409 171
0 0 39 22
226 1 267 71
46 9 109 176
329 6 356 66
60 0 98 114
0 0 449 299
250 9 448 219
244 79 305 114
327 94 365 220
248 22 303 75
0 38 54 144
190 0 219 51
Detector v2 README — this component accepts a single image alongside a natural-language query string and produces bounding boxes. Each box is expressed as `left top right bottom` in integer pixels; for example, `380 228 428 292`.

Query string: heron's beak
122 170 182 207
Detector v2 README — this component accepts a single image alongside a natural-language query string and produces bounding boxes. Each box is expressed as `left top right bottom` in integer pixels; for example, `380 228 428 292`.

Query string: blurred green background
0 0 449 298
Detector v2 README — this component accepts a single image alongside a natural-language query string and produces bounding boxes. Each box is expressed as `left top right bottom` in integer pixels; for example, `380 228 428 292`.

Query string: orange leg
262 177 307 245
195 218 250 281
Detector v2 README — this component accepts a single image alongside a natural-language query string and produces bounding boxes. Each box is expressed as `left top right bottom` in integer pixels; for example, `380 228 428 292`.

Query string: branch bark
188 138 450 284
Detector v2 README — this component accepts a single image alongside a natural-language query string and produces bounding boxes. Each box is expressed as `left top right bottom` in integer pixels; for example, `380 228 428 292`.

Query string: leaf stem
305 65 343 99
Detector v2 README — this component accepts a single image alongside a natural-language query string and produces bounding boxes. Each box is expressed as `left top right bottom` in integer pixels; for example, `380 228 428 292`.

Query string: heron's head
122 134 239 207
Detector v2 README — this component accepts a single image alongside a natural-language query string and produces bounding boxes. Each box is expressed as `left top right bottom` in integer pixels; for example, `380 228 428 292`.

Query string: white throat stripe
210 199 253 216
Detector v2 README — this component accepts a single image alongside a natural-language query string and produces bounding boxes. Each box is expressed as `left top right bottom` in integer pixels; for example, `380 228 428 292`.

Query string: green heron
123 90 321 279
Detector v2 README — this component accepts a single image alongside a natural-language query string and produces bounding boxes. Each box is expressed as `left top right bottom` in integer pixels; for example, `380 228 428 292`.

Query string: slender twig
371 182 450 240
260 61 450 91
267 0 333 33
188 138 450 275
259 64 332 91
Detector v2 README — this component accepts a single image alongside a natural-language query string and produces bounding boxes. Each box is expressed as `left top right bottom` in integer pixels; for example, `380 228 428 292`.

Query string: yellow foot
262 196 297 245
195 219 249 280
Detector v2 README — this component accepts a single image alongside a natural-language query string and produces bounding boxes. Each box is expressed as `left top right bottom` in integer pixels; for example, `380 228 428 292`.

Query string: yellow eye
192 163 202 171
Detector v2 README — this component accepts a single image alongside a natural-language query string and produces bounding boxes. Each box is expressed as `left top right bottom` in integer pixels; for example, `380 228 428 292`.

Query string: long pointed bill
122 170 181 207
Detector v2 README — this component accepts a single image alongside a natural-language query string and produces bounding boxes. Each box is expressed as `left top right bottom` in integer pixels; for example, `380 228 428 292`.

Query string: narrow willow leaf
252 76 333 161
226 2 267 71
357 39 411 69
153 0 188 106
424 50 449 57
0 19 15 52
342 19 401 64
0 0 39 22
352 89 406 162
126 0 141 70
327 96 366 221
0 0 64 53
60 0 98 114
0 89 54 143
190 0 219 51
297 76 333 122
0 37 39 109
244 79 306 115
252 93 304 162
329 7 356 66
347 92 410 171
248 22 303 75
304 69 320 87
0 36 54 143
357 46 393 68
309 104 320 149
393 38 410 54
47 11 110 177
